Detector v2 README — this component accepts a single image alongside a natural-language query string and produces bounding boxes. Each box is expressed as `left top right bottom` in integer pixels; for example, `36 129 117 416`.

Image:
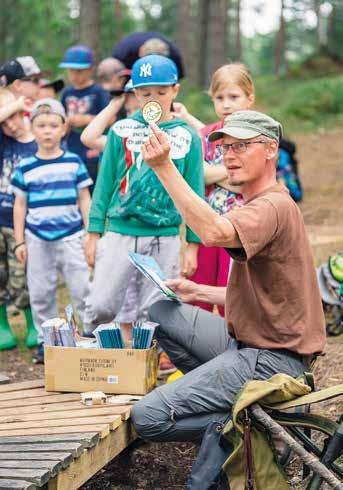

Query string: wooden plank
0 433 99 447
0 380 44 393
0 460 61 476
0 394 81 409
0 442 84 458
0 407 131 424
0 401 131 420
0 424 110 438
0 452 73 468
0 468 50 486
0 415 122 431
49 420 137 490
0 388 60 402
0 479 37 490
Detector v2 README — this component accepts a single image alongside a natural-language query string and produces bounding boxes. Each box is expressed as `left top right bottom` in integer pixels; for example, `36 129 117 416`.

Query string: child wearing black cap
38 79 65 100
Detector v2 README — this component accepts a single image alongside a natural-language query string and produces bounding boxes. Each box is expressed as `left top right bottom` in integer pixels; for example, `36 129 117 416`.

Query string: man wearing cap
131 111 326 461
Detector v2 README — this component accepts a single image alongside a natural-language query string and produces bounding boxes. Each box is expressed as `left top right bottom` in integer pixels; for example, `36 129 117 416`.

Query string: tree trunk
198 0 210 87
176 0 192 81
114 0 123 42
313 0 322 51
207 0 229 78
79 0 101 62
234 0 242 61
179 0 229 87
273 0 286 75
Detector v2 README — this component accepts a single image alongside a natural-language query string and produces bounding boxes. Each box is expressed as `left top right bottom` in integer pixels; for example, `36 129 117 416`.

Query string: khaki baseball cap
30 98 66 121
208 110 283 142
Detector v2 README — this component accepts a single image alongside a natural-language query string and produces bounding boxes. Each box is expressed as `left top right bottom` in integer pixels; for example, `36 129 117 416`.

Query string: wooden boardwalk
0 380 136 489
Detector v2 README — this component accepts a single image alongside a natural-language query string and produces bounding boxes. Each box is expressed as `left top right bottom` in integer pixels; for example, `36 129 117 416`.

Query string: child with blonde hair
176 63 254 316
12 98 92 363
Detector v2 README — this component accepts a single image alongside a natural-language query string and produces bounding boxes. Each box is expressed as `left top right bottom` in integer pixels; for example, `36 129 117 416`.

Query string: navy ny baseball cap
131 54 178 88
59 45 94 70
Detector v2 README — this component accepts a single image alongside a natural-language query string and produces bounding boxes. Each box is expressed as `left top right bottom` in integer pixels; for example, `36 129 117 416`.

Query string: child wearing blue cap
59 45 109 193
83 55 204 352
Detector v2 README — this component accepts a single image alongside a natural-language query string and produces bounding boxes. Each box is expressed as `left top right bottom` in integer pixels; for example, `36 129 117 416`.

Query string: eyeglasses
216 141 267 155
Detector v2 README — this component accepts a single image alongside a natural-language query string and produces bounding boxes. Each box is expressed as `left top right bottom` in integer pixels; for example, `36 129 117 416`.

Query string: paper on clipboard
128 252 182 302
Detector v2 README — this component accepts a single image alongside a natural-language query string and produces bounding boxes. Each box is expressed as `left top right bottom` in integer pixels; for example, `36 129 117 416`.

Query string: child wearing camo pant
12 98 92 363
0 88 38 350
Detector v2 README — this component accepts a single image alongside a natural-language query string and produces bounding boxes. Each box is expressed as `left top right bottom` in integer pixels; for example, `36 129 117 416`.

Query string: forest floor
0 127 342 489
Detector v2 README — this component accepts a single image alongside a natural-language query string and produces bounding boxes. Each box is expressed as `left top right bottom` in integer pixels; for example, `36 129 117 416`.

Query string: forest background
0 4 342 487
1 0 343 134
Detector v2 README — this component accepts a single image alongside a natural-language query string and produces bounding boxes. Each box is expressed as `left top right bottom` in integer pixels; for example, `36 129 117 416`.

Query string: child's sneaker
158 351 177 378
32 342 44 364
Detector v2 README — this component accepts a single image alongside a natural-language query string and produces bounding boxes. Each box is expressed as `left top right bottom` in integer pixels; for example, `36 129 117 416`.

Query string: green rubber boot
24 307 38 348
0 304 17 350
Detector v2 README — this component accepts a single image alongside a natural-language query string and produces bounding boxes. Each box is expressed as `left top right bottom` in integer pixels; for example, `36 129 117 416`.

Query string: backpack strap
263 384 343 411
265 411 338 436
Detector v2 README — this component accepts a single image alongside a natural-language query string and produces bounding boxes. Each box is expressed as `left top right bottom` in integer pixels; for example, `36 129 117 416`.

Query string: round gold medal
142 101 163 124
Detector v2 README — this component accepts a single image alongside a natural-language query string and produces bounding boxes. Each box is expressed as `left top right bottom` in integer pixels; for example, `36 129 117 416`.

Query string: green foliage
255 74 343 132
0 0 77 72
100 1 137 58
0 0 141 74
141 0 177 40
243 33 274 75
178 80 216 124
289 53 343 78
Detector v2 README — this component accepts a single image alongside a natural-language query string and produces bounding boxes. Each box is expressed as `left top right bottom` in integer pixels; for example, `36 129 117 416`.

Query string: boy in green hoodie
83 55 204 335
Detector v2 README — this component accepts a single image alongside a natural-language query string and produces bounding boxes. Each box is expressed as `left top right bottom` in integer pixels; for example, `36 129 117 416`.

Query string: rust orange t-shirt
225 183 325 355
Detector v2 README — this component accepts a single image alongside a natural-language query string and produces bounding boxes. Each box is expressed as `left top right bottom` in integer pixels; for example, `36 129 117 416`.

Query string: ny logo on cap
140 63 152 78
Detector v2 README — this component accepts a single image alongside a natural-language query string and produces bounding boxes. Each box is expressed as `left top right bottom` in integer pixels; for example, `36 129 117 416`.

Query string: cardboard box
45 344 158 395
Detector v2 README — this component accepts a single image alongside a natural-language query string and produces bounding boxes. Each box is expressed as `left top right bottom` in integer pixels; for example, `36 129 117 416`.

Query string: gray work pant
83 233 180 333
26 232 90 343
131 300 308 442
